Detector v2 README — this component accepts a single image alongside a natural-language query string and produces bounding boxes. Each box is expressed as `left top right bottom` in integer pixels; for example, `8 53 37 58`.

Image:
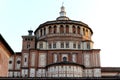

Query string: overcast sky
0 0 120 67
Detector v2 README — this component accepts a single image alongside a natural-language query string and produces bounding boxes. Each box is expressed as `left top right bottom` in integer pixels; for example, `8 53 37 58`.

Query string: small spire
59 3 66 17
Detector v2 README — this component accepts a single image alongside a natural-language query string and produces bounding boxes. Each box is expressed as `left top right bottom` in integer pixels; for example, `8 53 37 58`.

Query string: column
39 29 41 37
57 25 60 33
46 26 49 34
64 25 66 33
81 27 83 36
69 25 73 33
97 53 100 67
51 26 54 34
42 28 44 36
80 27 81 35
75 26 77 34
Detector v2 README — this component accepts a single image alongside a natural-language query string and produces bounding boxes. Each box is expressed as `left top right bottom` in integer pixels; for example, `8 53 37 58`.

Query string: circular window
9 61 12 64
63 57 67 62
17 60 21 64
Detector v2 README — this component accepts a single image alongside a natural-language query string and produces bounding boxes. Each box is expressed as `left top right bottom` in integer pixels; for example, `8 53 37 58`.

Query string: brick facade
0 34 14 77
7 5 120 78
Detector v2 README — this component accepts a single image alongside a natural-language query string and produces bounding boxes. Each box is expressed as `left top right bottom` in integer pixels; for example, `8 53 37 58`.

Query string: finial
56 2 70 20
59 3 66 17
62 2 64 6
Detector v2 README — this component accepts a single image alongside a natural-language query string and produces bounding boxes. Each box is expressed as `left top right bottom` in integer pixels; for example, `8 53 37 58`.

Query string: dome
34 5 94 51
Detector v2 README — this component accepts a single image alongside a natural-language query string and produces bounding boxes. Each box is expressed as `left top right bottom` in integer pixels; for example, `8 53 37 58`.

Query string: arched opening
60 25 64 33
40 29 42 36
77 26 80 34
73 26 76 34
66 25 69 33
53 26 57 34
86 29 88 36
83 28 85 36
44 28 46 35
49 26 52 34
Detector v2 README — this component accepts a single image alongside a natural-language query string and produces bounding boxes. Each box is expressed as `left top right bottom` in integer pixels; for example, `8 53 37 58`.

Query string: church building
8 5 120 78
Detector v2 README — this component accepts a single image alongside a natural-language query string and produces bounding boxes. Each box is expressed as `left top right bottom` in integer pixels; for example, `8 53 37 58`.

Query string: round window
9 61 12 64
63 57 67 62
17 60 21 64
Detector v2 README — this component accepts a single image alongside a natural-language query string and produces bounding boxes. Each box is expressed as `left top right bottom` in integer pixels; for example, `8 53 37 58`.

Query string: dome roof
35 20 93 35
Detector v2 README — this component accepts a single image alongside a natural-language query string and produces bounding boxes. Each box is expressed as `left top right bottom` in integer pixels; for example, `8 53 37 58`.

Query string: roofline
0 34 14 55
101 67 120 72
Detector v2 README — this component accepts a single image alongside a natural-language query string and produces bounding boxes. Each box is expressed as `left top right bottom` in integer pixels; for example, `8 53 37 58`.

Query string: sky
0 0 120 67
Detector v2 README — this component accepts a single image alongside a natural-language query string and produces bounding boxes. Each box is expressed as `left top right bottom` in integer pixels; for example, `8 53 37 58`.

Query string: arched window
60 25 64 33
66 25 69 33
40 29 42 36
77 26 80 34
86 29 88 36
44 28 46 35
73 26 76 34
49 26 52 34
83 28 85 36
53 26 57 33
